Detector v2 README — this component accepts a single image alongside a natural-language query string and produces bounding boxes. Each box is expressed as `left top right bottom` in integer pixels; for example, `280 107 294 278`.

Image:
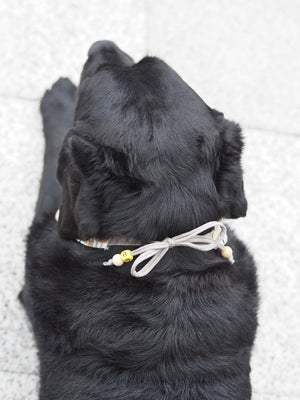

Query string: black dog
20 41 258 399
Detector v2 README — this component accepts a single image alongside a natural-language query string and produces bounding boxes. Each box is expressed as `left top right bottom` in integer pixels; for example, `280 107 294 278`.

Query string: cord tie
165 237 176 248
103 221 234 278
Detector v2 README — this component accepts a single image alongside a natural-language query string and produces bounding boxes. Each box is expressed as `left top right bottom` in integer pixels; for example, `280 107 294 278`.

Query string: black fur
21 41 258 399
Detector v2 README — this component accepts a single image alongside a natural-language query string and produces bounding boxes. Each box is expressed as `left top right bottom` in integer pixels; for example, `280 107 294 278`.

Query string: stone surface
147 0 300 135
0 99 41 382
229 129 300 398
0 372 38 400
0 0 147 99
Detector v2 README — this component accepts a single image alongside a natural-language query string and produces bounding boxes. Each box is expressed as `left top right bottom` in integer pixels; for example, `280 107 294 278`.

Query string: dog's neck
55 210 141 249
55 210 234 278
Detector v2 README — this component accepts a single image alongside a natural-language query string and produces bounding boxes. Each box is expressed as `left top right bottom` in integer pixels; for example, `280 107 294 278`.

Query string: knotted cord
103 221 234 278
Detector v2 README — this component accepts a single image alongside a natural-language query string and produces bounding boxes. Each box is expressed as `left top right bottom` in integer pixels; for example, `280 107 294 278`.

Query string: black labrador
20 41 258 400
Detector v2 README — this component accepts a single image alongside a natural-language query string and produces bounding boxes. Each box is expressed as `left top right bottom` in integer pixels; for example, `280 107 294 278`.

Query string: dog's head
57 41 247 242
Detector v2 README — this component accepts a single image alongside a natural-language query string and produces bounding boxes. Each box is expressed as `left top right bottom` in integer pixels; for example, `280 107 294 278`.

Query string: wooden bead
112 254 124 266
221 246 233 259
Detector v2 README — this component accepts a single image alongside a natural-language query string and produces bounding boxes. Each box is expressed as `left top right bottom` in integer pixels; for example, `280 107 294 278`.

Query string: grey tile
0 371 38 400
147 0 300 134
0 270 38 375
0 99 43 273
254 394 300 400
0 99 41 380
229 129 300 396
0 0 147 99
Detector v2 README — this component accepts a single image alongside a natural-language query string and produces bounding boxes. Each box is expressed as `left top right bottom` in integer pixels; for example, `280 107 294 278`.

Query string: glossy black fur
21 41 258 399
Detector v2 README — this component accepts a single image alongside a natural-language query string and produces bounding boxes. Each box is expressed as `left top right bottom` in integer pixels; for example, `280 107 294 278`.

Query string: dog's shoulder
25 216 258 381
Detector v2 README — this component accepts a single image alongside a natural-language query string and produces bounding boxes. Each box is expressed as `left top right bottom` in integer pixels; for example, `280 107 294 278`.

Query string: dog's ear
68 134 132 179
56 133 100 240
57 131 145 240
68 135 99 176
215 118 247 219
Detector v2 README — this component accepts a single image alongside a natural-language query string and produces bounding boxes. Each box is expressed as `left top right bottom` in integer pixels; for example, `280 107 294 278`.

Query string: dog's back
22 41 258 399
24 216 257 399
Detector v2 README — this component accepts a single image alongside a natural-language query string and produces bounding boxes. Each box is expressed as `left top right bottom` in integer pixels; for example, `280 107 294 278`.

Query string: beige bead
221 246 233 259
112 254 124 267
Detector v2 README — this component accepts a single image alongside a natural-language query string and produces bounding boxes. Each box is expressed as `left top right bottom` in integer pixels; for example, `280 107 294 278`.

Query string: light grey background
0 1 299 399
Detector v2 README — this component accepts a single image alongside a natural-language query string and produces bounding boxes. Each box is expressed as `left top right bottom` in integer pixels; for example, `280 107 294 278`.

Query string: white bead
112 254 124 266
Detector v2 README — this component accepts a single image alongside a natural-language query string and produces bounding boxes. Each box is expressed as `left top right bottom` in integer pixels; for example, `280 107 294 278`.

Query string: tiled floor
0 1 299 398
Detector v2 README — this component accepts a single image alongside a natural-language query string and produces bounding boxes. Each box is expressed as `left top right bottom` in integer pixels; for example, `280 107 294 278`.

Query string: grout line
0 369 38 377
0 94 299 138
254 391 300 399
243 126 300 137
0 94 40 102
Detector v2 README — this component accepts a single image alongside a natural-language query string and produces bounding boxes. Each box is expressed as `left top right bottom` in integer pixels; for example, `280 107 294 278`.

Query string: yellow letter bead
212 227 221 238
120 250 133 262
221 246 233 259
112 254 124 267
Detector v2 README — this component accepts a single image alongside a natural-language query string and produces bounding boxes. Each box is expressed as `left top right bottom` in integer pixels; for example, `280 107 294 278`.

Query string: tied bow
104 221 234 278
